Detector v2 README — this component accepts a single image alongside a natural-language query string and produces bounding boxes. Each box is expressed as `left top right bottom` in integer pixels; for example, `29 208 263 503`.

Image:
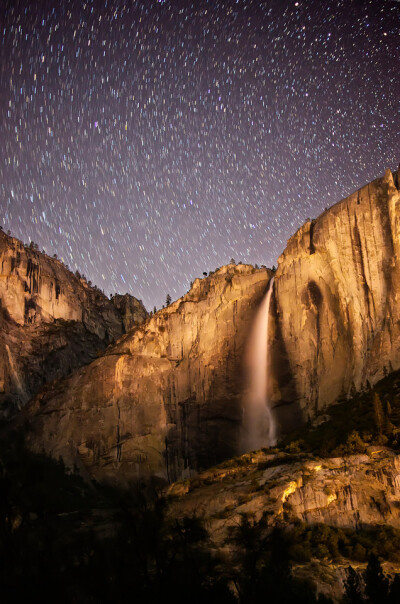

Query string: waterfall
5 344 26 407
242 277 276 451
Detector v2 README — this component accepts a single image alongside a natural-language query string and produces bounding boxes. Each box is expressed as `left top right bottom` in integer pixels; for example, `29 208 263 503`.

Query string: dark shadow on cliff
269 291 304 438
0 428 329 604
164 287 267 482
0 427 337 603
0 297 109 419
277 368 400 459
164 354 246 482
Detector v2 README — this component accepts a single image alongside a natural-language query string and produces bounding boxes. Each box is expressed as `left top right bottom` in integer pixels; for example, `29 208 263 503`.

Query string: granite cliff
10 167 400 488
0 230 147 417
5 168 400 603
271 168 400 425
167 448 400 541
166 446 400 602
22 264 271 485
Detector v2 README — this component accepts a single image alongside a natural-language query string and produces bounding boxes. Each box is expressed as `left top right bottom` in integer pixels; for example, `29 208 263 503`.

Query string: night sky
1 1 399 310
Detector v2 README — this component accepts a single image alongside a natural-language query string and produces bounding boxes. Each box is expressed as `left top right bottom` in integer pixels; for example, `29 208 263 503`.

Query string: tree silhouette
364 554 388 604
389 574 400 603
343 566 364 603
373 393 385 435
166 294 172 306
227 516 328 603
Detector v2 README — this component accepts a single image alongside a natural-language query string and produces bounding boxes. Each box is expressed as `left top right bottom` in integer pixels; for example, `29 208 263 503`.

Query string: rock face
166 446 400 602
0 230 147 416
110 293 148 333
272 168 400 423
13 167 400 485
23 265 271 485
167 448 400 541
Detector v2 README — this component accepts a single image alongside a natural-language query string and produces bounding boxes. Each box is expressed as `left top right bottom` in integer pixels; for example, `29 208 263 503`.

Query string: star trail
1 0 399 309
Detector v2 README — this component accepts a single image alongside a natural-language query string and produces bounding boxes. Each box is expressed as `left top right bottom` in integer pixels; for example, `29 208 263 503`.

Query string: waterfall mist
242 277 276 452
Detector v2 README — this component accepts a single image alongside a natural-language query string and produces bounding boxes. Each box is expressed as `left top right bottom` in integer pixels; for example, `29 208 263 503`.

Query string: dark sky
1 0 399 309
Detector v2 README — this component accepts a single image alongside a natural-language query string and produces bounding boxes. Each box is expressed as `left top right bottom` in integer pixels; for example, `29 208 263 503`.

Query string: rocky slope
167 448 400 538
110 293 148 334
22 265 271 485
0 230 147 416
271 168 400 423
166 446 400 602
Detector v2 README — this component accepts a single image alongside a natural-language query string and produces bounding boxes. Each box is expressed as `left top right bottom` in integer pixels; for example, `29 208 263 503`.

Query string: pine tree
389 574 400 603
384 413 395 438
166 294 172 306
364 554 388 604
373 393 385 435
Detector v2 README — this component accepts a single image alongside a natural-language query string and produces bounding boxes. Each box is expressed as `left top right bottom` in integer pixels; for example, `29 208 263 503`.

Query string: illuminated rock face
23 265 271 485
165 447 400 600
0 230 147 416
16 168 400 485
272 169 400 423
166 449 400 542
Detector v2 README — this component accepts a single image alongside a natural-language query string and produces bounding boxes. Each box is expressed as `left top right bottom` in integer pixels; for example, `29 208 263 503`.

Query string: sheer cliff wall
272 168 400 422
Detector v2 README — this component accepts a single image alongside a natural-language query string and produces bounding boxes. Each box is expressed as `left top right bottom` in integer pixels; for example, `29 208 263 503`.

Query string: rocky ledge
167 448 400 536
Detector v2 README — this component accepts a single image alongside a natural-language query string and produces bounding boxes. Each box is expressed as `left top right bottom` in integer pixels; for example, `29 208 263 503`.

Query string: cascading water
5 344 26 407
242 277 276 451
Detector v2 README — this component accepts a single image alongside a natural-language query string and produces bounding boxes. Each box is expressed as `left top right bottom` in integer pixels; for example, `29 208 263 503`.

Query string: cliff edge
0 230 147 416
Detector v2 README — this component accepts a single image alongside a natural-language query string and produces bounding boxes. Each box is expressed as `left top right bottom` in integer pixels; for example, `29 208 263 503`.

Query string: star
1 0 398 309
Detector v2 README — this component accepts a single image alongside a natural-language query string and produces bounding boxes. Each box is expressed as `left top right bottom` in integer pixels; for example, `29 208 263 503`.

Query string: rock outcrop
0 230 147 416
22 265 271 485
166 446 400 602
167 448 400 542
272 168 400 423
110 293 147 333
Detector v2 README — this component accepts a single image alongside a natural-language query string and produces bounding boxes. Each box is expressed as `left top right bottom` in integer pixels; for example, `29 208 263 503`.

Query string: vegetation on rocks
4 373 400 601
0 431 332 603
343 554 400 603
278 369 400 458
